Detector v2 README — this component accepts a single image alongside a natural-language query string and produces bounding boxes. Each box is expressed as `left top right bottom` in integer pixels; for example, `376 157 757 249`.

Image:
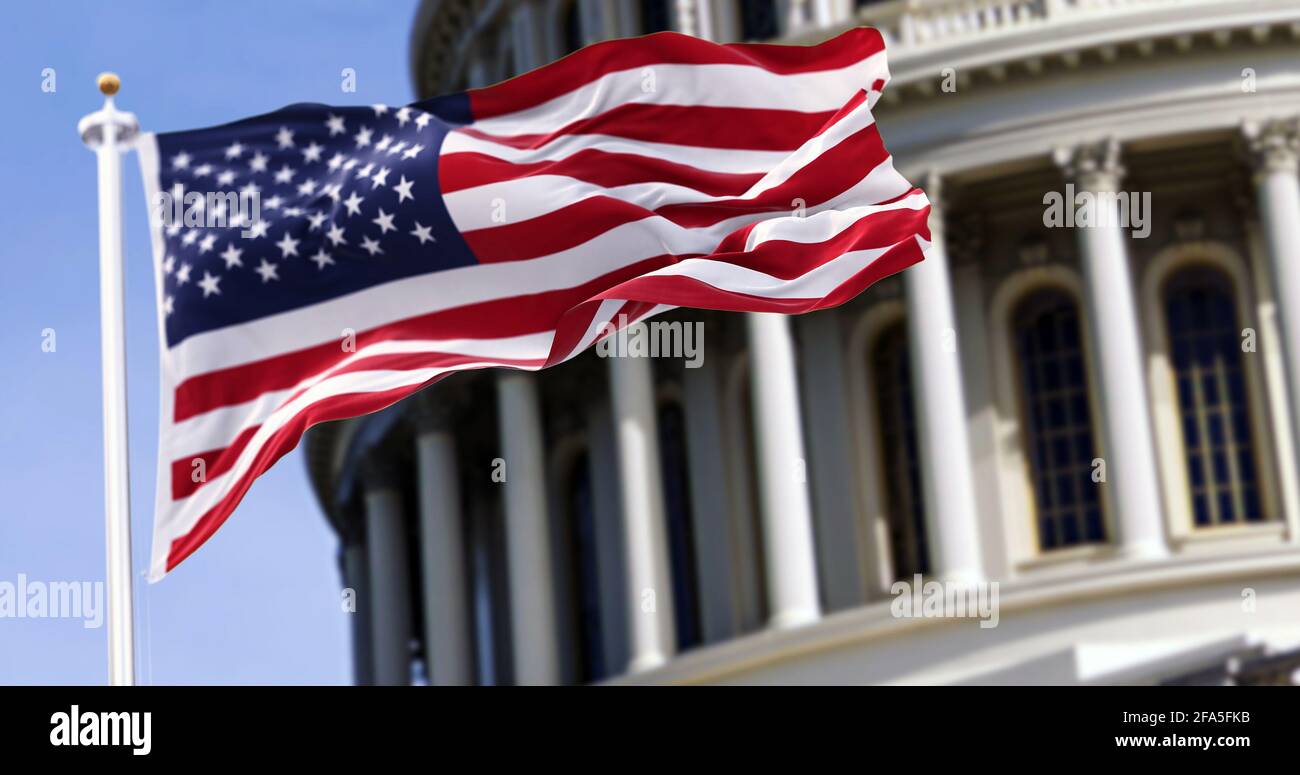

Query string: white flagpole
78 73 139 686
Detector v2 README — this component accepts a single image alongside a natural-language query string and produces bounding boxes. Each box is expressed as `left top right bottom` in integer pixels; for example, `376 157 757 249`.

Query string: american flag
138 27 931 580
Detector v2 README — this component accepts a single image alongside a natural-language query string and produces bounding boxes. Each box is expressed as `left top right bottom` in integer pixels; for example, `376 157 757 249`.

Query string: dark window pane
1013 290 1106 550
871 322 929 579
1164 266 1264 527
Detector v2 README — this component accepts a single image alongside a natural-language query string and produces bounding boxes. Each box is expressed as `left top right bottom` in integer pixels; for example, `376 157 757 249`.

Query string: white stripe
150 357 542 580
469 53 888 137
164 332 555 459
445 100 878 231
442 130 792 175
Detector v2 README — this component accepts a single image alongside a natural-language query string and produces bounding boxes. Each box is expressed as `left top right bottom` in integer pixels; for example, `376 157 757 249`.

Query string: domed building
306 0 1300 685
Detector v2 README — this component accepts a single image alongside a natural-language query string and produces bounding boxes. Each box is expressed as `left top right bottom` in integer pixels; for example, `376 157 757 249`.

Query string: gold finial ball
97 72 121 96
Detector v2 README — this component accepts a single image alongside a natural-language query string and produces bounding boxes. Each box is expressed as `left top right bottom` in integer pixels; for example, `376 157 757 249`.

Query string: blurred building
305 0 1300 684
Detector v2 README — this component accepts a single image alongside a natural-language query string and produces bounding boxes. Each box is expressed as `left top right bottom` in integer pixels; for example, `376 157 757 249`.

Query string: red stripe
580 235 925 316
439 148 764 196
171 351 544 501
457 103 838 152
174 256 674 421
461 123 891 263
468 27 885 120
166 381 450 574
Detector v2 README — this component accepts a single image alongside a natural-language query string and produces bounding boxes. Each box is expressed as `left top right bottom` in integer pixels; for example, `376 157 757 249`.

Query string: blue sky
0 0 423 684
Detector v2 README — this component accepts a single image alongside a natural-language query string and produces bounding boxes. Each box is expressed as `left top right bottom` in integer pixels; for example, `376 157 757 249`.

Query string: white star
283 206 304 217
239 182 260 198
276 232 300 258
375 135 392 152
371 104 389 116
171 151 191 170
273 165 296 184
297 179 318 196
255 259 279 282
247 219 270 239
182 230 199 246
326 153 346 171
360 235 383 256
392 176 414 203
370 166 390 189
372 208 396 234
326 223 347 246
354 126 373 148
307 211 328 230
249 152 269 173
325 114 346 136
224 141 245 159
309 248 335 270
395 106 412 126
414 112 432 131
220 244 243 268
342 191 364 216
321 183 343 202
356 162 375 179
263 195 283 210
302 142 324 163
198 271 222 297
163 295 175 316
198 233 217 253
163 255 176 274
410 222 436 244
402 144 424 159
176 263 192 285
193 163 213 177
216 170 236 186
386 141 406 157
276 126 295 149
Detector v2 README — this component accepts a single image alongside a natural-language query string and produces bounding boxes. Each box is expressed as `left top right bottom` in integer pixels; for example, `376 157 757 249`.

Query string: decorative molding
1053 137 1124 191
1241 116 1300 178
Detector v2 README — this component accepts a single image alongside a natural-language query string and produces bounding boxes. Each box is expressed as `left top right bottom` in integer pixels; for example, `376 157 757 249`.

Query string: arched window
1164 267 1264 526
738 0 778 41
640 0 672 33
1013 289 1106 550
562 451 606 681
870 321 929 579
657 401 702 650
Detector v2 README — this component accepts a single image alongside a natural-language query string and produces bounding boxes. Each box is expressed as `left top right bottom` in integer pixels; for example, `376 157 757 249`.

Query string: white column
1243 117 1300 467
904 176 984 583
361 461 413 686
412 407 474 686
746 312 822 628
496 371 562 685
340 534 374 686
607 352 677 671
1055 139 1168 560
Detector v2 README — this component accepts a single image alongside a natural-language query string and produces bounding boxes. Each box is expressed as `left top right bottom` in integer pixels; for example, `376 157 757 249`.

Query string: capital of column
1053 137 1124 192
1242 117 1300 179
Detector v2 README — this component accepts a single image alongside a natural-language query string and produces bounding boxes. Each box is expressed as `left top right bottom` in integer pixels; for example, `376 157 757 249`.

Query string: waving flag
138 27 931 580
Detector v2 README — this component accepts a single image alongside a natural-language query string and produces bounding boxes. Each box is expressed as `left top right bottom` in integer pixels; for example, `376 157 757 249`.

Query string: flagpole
78 73 139 686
